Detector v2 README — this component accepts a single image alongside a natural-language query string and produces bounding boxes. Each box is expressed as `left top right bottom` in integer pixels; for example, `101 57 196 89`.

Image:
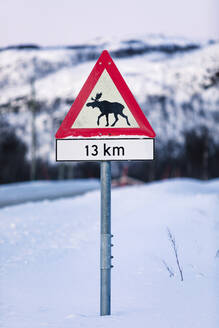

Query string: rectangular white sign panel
56 138 154 161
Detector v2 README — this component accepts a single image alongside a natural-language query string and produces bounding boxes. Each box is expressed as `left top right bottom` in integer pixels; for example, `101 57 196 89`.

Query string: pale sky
0 0 218 47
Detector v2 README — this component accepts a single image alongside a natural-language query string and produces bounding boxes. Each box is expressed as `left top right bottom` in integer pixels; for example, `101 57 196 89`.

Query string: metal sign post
100 161 112 316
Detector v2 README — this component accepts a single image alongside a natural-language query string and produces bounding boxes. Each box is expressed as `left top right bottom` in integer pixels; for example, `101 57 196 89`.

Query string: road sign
55 50 156 316
56 50 155 161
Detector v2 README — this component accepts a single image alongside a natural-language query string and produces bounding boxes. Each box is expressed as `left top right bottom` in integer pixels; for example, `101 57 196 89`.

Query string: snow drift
0 178 218 327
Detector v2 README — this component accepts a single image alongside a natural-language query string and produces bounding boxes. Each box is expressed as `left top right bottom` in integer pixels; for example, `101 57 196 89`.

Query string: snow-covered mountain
0 34 219 164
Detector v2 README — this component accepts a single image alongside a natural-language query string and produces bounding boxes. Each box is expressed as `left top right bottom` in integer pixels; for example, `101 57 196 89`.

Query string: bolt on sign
55 50 155 161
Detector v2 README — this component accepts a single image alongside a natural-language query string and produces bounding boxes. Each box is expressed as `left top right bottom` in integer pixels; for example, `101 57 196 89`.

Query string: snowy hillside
0 178 218 327
0 34 219 163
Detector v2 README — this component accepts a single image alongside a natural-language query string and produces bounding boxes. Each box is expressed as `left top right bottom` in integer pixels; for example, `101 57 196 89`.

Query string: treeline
0 120 218 184
129 128 219 182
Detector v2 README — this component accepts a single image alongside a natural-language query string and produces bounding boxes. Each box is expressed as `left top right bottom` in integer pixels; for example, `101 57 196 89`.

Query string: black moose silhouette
86 92 131 127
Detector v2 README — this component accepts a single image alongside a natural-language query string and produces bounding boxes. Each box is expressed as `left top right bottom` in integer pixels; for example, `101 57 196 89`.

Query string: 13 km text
85 143 125 157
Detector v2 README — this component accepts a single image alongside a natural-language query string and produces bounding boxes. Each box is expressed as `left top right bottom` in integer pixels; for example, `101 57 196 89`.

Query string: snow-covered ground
0 178 218 327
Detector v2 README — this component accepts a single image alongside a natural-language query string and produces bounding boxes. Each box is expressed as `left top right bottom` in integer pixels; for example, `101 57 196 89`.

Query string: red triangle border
55 50 156 139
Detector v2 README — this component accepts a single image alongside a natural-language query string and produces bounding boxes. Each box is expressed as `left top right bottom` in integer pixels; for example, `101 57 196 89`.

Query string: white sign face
56 138 154 161
72 70 139 129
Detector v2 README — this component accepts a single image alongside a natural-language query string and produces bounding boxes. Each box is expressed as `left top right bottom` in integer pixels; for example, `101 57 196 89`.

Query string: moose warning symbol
72 69 138 129
86 92 130 127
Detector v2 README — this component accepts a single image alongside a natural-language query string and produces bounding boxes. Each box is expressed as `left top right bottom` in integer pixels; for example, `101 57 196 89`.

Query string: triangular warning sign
55 50 155 138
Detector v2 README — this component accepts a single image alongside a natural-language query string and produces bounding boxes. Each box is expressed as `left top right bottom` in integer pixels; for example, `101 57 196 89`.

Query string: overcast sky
0 0 218 47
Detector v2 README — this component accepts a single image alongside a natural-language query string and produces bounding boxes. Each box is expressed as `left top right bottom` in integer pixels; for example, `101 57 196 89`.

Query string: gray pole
100 161 112 316
30 78 37 181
